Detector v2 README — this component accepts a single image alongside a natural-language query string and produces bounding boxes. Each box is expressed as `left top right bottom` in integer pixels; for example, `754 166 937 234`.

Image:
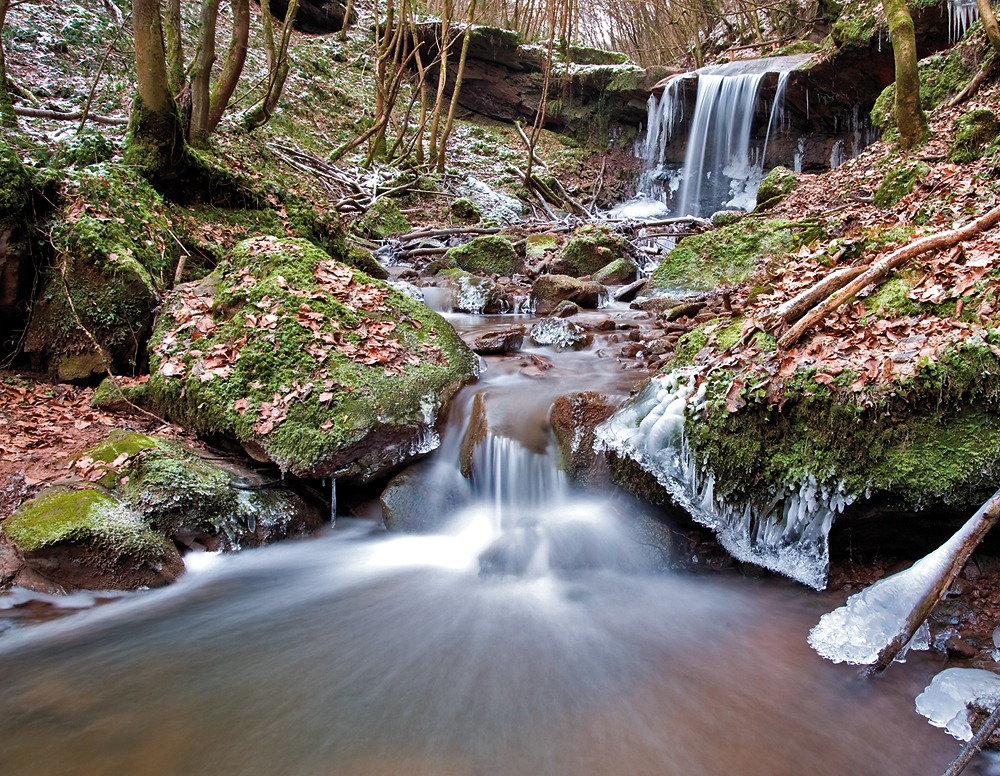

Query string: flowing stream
0 303 972 775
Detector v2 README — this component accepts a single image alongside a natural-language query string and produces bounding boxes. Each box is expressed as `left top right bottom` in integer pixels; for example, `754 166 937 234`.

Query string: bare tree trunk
189 0 221 146
427 0 452 164
882 0 927 149
207 0 250 134
0 0 17 129
436 0 476 172
245 0 300 130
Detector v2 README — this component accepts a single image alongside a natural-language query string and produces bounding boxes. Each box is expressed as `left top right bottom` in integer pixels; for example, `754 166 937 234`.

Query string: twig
942 701 1000 776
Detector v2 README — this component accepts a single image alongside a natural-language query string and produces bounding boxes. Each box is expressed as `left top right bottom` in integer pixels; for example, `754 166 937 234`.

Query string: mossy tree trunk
126 0 188 178
882 0 927 149
0 0 17 129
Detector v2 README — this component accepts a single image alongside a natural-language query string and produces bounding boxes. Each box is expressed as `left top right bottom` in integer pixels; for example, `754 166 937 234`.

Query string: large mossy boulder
531 274 606 314
24 163 177 380
445 235 520 276
559 225 629 277
755 166 798 210
137 236 478 480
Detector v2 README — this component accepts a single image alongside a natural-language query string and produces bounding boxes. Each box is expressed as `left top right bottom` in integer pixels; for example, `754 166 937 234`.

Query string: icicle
330 479 337 526
595 371 853 589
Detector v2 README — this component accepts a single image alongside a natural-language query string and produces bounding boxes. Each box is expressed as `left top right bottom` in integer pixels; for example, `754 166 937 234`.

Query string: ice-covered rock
595 370 854 589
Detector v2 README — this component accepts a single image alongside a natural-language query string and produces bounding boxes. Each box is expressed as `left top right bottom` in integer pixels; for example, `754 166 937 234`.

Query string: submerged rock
381 460 471 533
128 237 478 481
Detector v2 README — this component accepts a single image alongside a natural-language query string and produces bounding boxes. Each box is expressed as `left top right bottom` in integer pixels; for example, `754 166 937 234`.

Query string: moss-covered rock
653 219 794 291
525 232 560 259
592 257 639 285
24 163 177 379
1 487 183 590
560 224 628 277
356 198 411 239
949 108 1000 164
0 136 32 218
137 236 478 480
449 197 481 222
755 166 798 210
445 234 520 275
531 274 606 314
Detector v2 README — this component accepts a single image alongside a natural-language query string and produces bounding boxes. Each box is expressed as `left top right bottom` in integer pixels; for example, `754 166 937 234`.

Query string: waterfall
676 72 769 217
634 54 812 219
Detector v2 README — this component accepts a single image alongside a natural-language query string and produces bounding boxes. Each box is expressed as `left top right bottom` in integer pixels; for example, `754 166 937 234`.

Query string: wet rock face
260 0 356 34
473 327 524 356
381 460 471 533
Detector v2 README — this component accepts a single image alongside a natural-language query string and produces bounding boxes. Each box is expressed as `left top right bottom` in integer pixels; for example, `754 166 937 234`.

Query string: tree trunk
976 0 1000 52
188 0 221 147
207 0 250 135
126 0 187 177
0 0 17 129
882 0 927 149
164 0 184 97
244 0 300 130
435 0 476 173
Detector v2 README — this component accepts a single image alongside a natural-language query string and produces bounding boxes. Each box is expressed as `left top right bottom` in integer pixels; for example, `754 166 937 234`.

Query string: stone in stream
380 459 472 533
472 327 524 355
531 274 607 315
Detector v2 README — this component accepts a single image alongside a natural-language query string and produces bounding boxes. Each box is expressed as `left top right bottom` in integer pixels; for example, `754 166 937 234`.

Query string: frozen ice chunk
916 668 1000 741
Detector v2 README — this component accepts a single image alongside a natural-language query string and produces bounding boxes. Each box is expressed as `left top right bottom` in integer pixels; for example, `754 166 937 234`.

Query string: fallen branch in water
808 487 1000 676
943 700 1000 776
779 203 1000 349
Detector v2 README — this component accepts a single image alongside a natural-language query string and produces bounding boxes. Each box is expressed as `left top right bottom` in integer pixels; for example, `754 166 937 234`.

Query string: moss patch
23 163 177 378
445 234 519 275
653 219 795 291
684 337 1000 510
949 108 1000 164
139 236 478 479
873 161 927 207
755 166 798 210
561 224 628 276
356 198 411 239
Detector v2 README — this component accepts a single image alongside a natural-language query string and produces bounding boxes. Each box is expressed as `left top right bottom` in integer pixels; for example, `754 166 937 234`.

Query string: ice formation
529 318 590 350
916 668 1000 741
949 0 980 43
808 503 991 663
596 371 853 589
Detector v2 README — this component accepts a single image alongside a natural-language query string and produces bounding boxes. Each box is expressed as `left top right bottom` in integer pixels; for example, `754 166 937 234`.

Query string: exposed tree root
777 203 1000 349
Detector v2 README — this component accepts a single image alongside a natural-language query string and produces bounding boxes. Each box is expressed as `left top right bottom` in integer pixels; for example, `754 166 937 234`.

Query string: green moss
561 225 627 276
355 198 410 240
23 163 177 378
567 45 629 65
684 337 1000 509
670 325 710 367
55 129 114 168
445 235 519 275
592 257 639 285
713 316 746 351
139 237 477 479
653 219 795 291
771 40 823 56
949 108 1000 164
864 275 921 316
525 232 560 258
449 197 481 222
755 166 798 210
0 137 32 217
3 488 168 560
873 162 927 207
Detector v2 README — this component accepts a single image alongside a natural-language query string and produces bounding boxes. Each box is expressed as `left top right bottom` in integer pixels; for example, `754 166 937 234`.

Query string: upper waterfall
633 54 813 218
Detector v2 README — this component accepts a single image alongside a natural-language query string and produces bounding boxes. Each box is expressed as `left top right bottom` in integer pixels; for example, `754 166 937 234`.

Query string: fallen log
943 700 1000 776
13 106 129 126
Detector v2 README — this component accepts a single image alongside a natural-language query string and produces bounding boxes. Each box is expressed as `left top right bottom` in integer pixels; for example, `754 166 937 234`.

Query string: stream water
0 301 976 774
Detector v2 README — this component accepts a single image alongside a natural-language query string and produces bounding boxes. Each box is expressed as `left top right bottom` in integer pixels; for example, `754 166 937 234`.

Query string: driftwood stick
863 488 1000 676
942 701 1000 776
779 203 1000 348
